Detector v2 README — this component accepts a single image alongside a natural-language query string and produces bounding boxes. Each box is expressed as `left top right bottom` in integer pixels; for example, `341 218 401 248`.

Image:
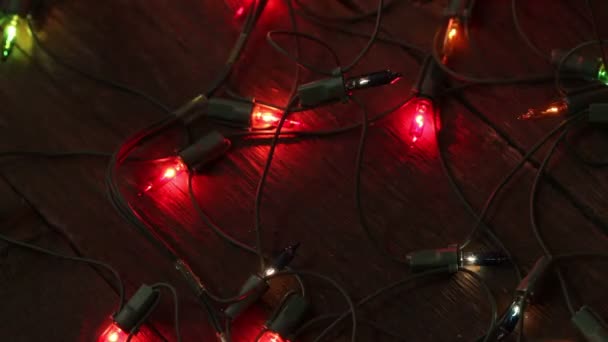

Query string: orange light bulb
442 17 461 62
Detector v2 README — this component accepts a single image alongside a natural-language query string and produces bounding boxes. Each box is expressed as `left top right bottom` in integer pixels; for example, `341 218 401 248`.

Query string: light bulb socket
572 306 608 342
407 245 459 273
113 284 159 333
412 57 445 101
266 293 309 337
178 131 230 171
297 68 348 108
515 256 551 302
566 87 608 115
174 94 208 124
443 0 467 18
206 98 255 128
224 274 270 320
551 49 602 79
270 242 300 272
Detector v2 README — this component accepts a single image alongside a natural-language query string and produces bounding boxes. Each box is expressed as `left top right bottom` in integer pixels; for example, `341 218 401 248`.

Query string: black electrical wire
292 0 400 23
460 114 585 249
102 0 273 336
529 114 588 316
0 232 125 313
268 0 384 76
151 283 182 342
553 39 608 96
563 127 608 168
292 9 426 62
262 269 357 342
294 314 409 341
351 95 411 265
26 18 171 114
126 291 163 342
340 0 383 73
187 172 257 255
266 30 342 76
300 267 497 342
585 0 608 73
432 105 523 282
253 0 304 272
510 0 550 61
431 27 555 85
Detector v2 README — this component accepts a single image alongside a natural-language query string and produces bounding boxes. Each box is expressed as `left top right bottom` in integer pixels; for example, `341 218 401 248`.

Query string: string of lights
1 0 607 341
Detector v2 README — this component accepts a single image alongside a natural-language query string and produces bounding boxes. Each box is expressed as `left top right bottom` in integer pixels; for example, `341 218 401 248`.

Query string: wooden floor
1 0 607 341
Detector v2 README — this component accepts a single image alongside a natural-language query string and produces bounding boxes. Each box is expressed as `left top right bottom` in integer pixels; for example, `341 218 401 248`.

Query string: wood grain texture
0 0 606 341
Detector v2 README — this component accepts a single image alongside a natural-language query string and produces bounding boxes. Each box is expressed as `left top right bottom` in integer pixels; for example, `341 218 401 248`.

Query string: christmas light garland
0 0 607 341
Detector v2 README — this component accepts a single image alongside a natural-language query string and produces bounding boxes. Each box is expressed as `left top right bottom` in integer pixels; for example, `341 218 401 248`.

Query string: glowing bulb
264 267 277 277
251 103 300 130
597 63 608 84
408 99 432 144
2 15 19 60
138 157 187 196
465 255 477 264
257 331 286 342
98 323 129 342
235 6 245 18
441 17 461 62
518 100 568 120
511 304 520 317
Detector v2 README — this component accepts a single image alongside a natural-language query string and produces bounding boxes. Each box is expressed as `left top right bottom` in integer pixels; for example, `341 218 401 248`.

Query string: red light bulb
251 103 300 130
98 323 129 342
138 157 187 196
408 99 431 144
257 331 287 342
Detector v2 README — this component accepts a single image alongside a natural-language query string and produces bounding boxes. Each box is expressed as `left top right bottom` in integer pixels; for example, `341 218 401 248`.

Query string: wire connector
207 98 255 128
412 57 446 102
224 274 270 320
113 284 159 333
572 306 608 342
266 293 309 338
407 245 508 273
297 70 348 108
443 0 467 18
407 245 459 273
178 131 231 171
174 94 208 123
224 243 300 320
551 49 603 81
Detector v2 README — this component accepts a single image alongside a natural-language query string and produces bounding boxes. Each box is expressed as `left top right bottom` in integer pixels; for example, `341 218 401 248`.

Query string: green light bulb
597 63 608 85
1 15 19 61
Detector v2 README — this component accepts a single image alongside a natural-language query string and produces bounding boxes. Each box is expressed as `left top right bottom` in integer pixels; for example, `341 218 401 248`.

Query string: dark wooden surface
1 0 607 341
